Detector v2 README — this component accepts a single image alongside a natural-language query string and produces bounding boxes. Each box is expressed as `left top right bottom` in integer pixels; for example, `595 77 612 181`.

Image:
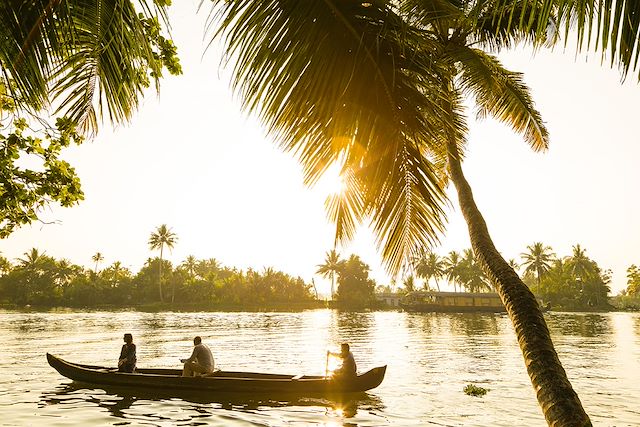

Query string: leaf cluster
0 110 84 238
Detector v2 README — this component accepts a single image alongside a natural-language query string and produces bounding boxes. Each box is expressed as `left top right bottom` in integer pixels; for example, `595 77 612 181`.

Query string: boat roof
405 291 500 297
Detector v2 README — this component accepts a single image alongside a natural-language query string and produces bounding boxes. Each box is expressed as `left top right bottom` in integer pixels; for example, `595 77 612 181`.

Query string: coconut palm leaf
0 0 174 134
212 0 452 274
451 46 549 151
492 0 640 80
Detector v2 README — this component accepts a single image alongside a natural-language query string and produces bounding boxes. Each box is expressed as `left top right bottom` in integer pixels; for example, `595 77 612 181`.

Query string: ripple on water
1 310 639 426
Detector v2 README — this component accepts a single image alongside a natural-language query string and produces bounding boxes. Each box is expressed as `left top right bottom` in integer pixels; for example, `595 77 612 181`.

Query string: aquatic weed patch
464 384 488 397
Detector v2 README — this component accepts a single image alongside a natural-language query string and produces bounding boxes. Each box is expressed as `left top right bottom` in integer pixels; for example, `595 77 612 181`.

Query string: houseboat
400 291 506 313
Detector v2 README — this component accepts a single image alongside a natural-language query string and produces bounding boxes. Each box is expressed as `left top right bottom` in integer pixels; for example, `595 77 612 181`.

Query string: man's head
341 343 350 355
123 333 133 344
194 336 202 345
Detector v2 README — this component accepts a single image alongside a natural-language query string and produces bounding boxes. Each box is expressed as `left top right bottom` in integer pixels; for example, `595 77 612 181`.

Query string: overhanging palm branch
0 0 177 134
491 0 640 80
212 0 451 274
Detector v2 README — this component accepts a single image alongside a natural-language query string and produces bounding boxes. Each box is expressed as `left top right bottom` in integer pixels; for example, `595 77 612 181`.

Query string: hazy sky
2 2 639 295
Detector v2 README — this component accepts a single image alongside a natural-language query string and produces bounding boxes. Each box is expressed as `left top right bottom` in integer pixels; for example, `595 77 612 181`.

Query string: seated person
118 333 136 373
181 336 215 377
328 343 357 378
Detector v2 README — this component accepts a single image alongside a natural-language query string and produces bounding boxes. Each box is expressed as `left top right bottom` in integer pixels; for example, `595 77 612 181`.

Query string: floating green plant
464 384 488 397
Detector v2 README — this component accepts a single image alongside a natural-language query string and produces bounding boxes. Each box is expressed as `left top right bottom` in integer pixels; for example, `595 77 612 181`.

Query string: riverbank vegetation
2 241 637 312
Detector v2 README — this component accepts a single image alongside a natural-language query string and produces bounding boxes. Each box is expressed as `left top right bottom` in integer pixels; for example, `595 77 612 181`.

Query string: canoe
46 353 386 394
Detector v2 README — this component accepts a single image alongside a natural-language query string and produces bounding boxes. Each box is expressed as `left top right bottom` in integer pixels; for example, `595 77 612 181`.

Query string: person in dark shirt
118 333 136 373
328 343 357 378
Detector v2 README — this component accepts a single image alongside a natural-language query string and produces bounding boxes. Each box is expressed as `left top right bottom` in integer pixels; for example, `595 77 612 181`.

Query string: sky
1 1 639 296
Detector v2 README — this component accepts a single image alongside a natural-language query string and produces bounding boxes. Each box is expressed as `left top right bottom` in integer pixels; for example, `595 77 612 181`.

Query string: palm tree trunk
330 273 335 300
159 245 164 303
447 145 591 426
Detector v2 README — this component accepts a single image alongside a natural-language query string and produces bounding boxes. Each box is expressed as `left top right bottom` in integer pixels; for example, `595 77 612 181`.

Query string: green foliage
610 294 640 311
536 245 611 310
464 384 488 397
0 1 182 238
0 107 84 237
0 252 314 308
316 249 342 299
626 265 640 296
335 255 376 309
439 249 491 293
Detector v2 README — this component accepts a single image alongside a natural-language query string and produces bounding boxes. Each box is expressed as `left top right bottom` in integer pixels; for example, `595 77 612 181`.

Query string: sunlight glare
315 165 345 196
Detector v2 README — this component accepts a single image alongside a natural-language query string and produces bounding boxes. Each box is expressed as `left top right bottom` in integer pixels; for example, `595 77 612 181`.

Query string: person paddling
327 343 357 378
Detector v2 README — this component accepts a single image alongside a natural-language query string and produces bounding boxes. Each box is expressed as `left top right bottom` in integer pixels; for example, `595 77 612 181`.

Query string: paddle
325 350 330 378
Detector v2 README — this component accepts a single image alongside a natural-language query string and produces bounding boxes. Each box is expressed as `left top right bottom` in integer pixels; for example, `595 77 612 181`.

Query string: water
0 309 638 426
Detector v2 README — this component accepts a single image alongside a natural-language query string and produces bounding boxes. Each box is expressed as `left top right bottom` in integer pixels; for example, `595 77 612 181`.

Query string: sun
316 165 346 196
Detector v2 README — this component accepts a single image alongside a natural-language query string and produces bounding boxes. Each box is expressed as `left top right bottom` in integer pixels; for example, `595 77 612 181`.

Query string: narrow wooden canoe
47 353 386 394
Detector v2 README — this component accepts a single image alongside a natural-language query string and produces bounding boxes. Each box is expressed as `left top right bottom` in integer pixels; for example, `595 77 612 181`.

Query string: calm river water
0 309 638 426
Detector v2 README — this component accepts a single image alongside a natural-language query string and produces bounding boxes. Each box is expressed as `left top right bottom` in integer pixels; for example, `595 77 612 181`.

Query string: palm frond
0 0 70 109
452 46 548 151
325 167 365 246
210 0 453 275
492 0 640 80
0 0 174 135
51 0 164 135
365 141 448 275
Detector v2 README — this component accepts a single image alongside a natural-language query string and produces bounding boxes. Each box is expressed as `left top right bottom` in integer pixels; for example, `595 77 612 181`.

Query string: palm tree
148 224 178 303
17 248 47 270
565 244 596 279
458 249 492 293
0 1 181 135
0 255 12 276
91 252 104 274
180 255 198 279
210 2 591 423
443 251 464 293
316 249 342 299
412 250 444 291
520 242 556 293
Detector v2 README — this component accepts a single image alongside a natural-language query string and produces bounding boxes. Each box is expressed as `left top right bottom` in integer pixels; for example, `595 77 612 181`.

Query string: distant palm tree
148 224 178 303
520 242 555 293
412 250 444 291
443 251 464 293
0 255 12 276
91 252 104 273
17 248 47 270
196 258 221 280
180 255 198 279
103 261 131 286
316 249 342 299
565 244 595 279
459 249 491 293
402 275 416 293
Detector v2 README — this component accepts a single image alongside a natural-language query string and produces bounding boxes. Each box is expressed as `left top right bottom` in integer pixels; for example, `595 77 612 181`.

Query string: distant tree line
0 249 316 308
3 236 635 311
0 224 382 310
374 242 628 311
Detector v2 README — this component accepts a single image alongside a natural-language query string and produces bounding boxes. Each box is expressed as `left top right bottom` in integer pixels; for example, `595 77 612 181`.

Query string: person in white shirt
328 343 357 378
181 336 215 377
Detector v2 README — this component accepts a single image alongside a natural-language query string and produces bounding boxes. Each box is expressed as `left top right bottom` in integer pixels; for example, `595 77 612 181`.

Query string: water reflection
546 313 613 338
40 383 383 422
448 313 501 336
335 311 373 334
